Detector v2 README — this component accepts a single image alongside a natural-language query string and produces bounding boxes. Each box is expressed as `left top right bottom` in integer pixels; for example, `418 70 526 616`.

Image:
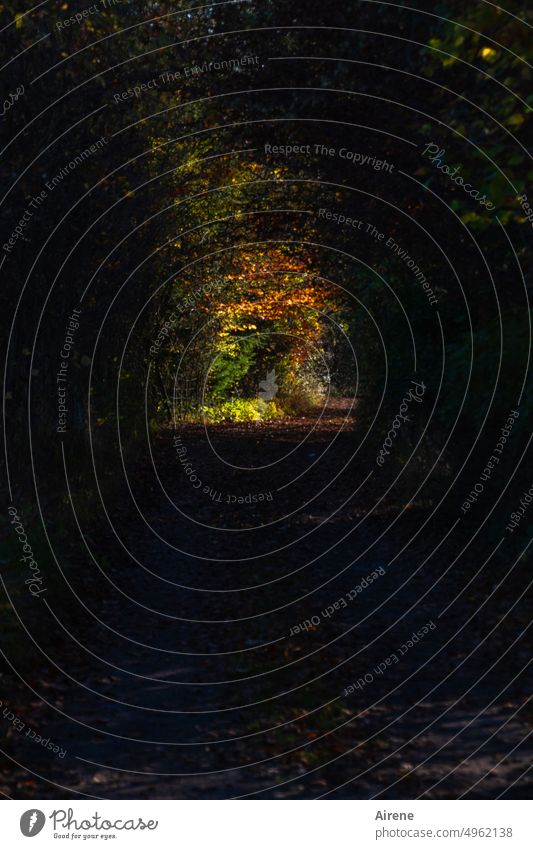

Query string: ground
1 402 531 799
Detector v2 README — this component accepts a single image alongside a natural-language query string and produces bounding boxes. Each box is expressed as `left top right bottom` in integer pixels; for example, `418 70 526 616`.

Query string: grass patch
201 398 286 423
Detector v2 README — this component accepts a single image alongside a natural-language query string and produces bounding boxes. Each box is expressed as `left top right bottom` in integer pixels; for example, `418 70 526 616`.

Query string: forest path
2 401 531 799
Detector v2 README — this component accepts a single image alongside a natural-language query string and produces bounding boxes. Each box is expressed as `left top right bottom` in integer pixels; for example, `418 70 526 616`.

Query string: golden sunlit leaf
480 46 497 61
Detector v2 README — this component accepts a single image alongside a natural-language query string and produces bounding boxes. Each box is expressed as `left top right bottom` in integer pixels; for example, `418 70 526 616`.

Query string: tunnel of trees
0 0 531 799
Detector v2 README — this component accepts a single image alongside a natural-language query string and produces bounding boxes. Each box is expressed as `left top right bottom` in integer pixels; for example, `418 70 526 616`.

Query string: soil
1 401 531 799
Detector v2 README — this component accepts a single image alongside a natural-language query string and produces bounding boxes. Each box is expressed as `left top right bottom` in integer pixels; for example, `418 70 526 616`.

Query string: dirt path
2 402 531 798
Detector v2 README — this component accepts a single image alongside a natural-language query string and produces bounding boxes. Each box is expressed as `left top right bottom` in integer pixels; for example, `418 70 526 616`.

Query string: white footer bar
2 799 530 848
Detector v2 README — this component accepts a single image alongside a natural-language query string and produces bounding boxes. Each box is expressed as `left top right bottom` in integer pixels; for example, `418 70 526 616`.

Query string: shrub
201 398 285 423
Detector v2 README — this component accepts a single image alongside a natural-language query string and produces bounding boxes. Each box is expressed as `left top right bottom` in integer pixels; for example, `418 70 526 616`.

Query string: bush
201 398 285 423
